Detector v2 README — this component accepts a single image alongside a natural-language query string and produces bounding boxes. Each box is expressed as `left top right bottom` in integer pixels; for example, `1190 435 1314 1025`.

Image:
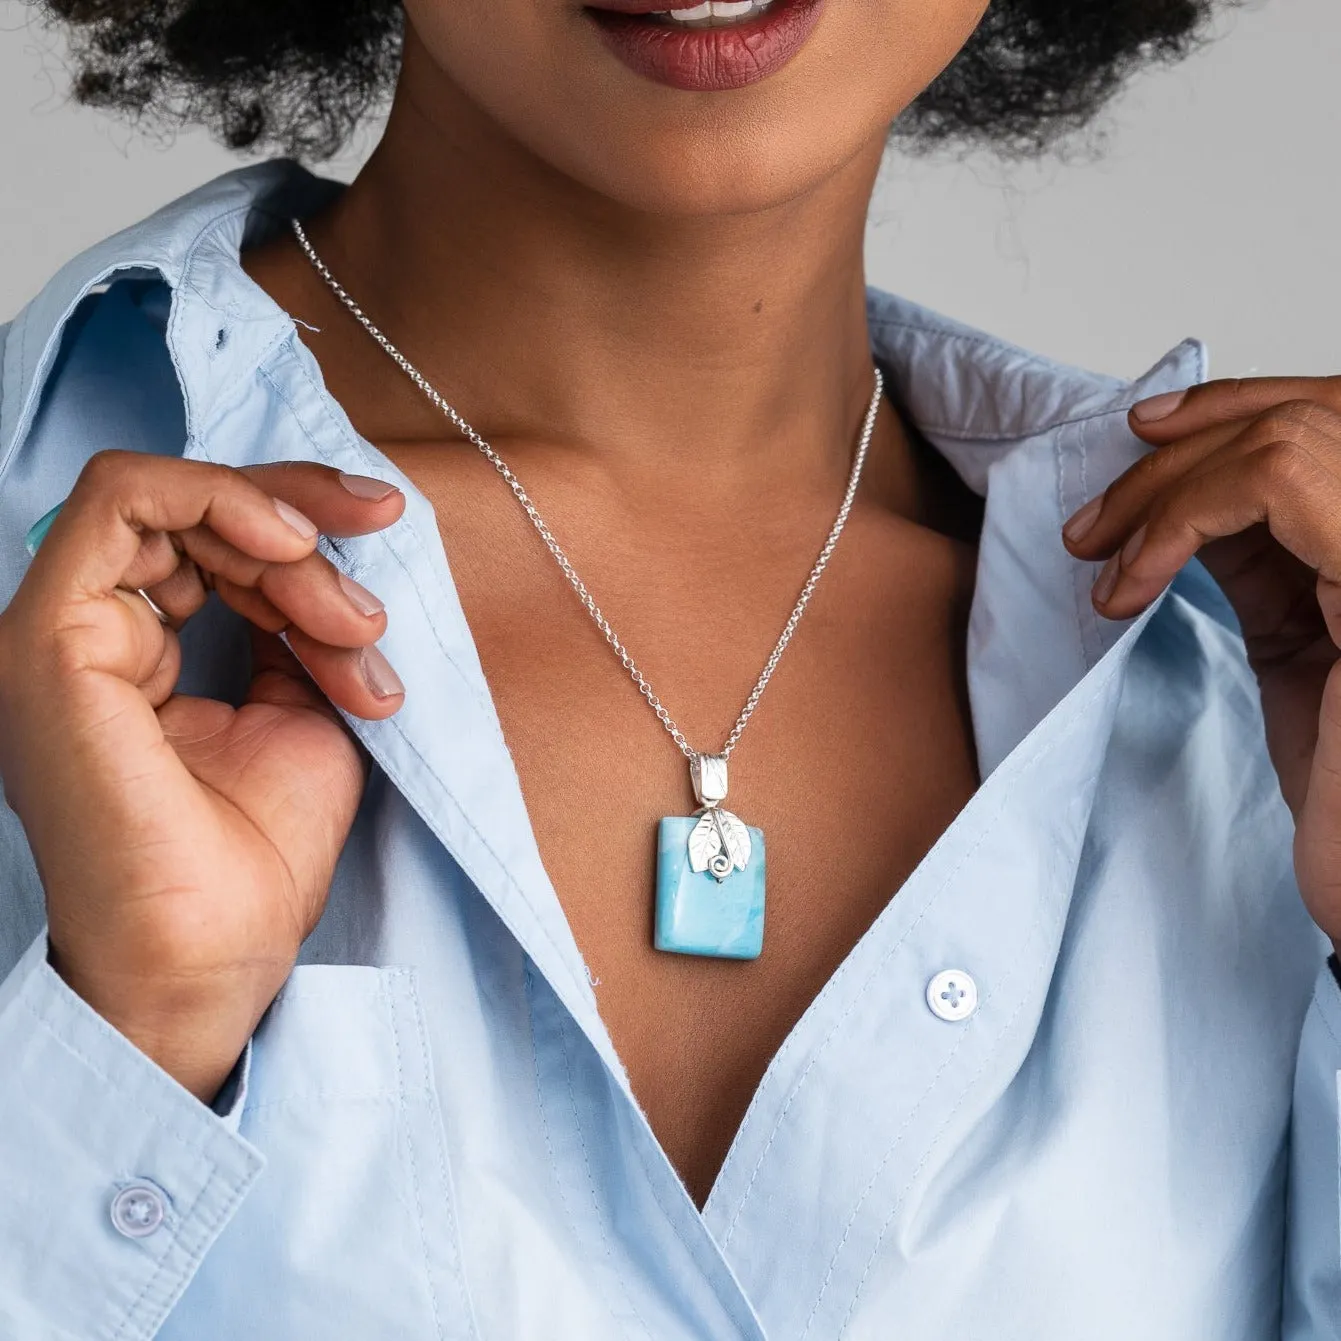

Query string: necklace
291 218 882 961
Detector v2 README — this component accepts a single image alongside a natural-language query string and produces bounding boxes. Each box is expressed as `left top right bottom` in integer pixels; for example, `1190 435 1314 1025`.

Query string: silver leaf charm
687 808 752 882
718 810 752 873
688 813 723 874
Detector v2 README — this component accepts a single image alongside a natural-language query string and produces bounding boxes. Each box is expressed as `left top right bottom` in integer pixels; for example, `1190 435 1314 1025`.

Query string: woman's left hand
1060 376 1341 950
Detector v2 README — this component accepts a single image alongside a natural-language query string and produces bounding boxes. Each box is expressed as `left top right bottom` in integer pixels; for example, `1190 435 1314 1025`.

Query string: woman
0 0 1337 1336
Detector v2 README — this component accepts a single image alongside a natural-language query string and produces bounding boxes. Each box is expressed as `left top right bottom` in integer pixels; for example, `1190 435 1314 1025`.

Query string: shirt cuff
0 930 265 1340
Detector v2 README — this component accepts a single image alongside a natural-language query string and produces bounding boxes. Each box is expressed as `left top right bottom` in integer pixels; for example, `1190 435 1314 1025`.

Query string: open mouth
584 0 824 90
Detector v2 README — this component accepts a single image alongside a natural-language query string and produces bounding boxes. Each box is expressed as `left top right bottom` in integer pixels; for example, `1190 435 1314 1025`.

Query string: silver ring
134 588 171 625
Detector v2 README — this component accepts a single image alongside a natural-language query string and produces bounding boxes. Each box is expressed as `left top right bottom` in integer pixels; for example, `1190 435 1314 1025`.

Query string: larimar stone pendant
654 753 766 960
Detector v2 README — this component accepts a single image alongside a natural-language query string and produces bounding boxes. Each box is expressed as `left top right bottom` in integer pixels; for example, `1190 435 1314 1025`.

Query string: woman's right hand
0 451 407 1102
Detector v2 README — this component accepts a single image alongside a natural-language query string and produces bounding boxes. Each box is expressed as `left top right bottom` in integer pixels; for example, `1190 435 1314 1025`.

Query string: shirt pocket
165 965 477 1341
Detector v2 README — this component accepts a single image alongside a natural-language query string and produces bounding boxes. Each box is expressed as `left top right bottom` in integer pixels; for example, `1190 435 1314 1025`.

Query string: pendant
654 753 766 960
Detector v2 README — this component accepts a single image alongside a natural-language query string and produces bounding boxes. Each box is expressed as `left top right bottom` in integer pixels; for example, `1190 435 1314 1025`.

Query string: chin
532 112 890 219
401 0 983 220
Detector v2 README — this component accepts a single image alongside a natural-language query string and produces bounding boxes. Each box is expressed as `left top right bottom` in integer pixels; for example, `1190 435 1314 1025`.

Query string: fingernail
338 571 384 617
1131 389 1187 423
1120 522 1147 567
24 500 66 557
1093 554 1121 604
1063 495 1102 543
274 498 318 539
360 645 404 700
339 472 399 502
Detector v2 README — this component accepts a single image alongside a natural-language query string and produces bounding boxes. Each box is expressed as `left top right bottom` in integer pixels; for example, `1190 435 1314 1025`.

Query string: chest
381 442 982 1206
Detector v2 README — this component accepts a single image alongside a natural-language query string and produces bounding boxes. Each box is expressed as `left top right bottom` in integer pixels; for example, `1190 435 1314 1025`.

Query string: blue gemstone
654 816 766 960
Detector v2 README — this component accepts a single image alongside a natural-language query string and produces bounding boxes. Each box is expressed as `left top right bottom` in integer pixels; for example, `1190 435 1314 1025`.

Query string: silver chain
291 218 882 763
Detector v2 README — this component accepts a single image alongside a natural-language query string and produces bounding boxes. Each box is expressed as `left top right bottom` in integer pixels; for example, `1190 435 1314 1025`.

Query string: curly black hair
33 0 1230 162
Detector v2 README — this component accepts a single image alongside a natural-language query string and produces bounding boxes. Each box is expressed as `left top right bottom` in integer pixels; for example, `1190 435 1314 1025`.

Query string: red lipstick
585 0 825 92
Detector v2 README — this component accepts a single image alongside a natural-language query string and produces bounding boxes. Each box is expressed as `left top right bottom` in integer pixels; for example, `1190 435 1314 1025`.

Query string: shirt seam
866 314 1138 441
865 313 1124 377
239 1092 399 1116
558 989 655 1340
914 398 1148 445
525 965 646 1341
382 970 449 1341
618 1098 768 1341
107 1155 233 1341
1068 415 1108 672
402 969 482 1339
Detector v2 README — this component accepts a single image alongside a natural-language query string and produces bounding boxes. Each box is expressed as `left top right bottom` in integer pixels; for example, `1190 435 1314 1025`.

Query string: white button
110 1182 167 1239
926 969 978 1022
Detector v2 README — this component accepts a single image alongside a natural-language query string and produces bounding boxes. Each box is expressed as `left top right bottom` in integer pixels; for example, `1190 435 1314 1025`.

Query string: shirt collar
0 160 340 478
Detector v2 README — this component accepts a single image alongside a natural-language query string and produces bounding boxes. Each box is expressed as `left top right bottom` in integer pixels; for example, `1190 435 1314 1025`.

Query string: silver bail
690 753 729 808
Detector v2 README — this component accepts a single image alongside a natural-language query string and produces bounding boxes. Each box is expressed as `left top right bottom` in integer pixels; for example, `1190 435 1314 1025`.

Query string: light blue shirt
0 159 1338 1340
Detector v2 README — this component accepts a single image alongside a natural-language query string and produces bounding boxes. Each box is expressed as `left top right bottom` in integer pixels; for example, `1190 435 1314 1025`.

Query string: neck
301 30 894 497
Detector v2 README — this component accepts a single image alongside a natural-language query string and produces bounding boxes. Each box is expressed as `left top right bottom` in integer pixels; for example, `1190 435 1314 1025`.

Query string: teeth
653 0 772 27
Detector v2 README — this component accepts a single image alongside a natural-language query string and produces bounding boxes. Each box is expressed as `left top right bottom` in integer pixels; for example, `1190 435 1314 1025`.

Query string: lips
584 0 825 92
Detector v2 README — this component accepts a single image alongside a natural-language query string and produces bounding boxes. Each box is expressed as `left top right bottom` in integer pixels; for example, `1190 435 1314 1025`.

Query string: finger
239 462 405 538
280 626 406 721
30 451 322 605
128 525 390 650
214 577 290 634
1129 375 1341 442
118 523 276 595
1089 436 1341 620
263 561 388 648
1063 400 1341 558
138 551 210 631
107 586 179 688
105 528 208 631
133 610 183 708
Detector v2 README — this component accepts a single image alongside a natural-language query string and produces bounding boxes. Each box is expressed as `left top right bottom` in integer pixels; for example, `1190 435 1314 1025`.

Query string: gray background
0 0 1333 380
